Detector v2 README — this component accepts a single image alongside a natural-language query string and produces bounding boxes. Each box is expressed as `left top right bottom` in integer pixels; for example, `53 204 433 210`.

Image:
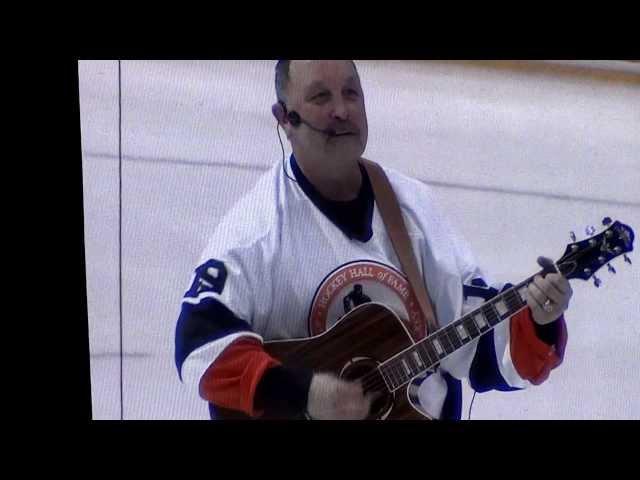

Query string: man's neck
293 152 363 202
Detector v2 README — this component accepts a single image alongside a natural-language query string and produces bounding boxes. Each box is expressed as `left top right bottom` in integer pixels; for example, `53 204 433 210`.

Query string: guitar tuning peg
624 254 632 265
602 217 612 226
585 226 596 236
607 263 616 274
570 231 576 242
593 275 602 288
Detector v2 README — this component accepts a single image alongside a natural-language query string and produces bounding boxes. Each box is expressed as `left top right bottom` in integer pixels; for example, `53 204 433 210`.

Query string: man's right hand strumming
306 373 378 420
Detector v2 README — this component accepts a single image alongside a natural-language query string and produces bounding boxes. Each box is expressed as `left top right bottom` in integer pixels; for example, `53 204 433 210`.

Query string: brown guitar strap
361 158 440 336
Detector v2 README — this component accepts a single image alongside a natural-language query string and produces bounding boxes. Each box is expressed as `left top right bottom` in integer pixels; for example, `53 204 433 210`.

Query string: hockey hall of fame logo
308 260 426 341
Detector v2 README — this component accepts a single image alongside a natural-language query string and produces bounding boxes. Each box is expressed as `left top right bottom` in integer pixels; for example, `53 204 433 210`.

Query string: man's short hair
275 60 359 105
275 60 291 104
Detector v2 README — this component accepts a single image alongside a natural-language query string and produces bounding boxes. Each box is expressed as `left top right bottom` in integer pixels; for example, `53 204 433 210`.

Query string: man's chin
327 134 362 149
330 132 357 140
326 141 365 160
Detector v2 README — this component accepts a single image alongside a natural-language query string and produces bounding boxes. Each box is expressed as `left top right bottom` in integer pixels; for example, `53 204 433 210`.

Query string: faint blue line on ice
421 179 640 209
86 151 270 172
85 151 640 208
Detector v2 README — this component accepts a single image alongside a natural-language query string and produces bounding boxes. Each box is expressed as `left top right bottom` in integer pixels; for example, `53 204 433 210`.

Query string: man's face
285 60 368 159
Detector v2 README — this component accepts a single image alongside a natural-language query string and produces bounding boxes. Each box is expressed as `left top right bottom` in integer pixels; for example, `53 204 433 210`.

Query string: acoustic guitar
215 219 634 420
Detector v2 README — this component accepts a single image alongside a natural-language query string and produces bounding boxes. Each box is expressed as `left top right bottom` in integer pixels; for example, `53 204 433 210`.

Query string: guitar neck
375 218 635 393
378 275 535 392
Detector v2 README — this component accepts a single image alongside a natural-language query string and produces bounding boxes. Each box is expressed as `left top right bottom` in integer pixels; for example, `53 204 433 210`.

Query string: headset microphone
288 111 336 137
285 110 301 126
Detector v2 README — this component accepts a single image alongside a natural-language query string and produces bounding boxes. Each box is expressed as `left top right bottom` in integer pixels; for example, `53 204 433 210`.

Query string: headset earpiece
274 102 298 183
273 101 301 127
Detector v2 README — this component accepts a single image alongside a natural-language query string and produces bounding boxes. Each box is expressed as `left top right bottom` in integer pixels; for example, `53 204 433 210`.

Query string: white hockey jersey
176 156 559 419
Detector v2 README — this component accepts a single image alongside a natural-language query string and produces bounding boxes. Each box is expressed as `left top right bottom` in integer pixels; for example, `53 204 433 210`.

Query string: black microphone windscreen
288 111 301 127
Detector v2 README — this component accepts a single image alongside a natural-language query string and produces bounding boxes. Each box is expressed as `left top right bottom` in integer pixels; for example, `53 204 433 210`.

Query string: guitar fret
386 363 400 388
503 291 517 313
412 350 425 369
510 290 525 312
513 288 526 308
493 298 509 317
401 358 410 376
380 366 391 389
426 342 439 363
516 288 526 304
416 344 428 366
453 325 465 345
380 366 393 390
501 289 519 313
463 315 480 337
473 312 488 331
432 337 445 357
445 334 455 353
446 325 463 350
517 285 529 306
483 304 500 326
451 328 461 347
407 351 420 372
390 362 403 384
420 342 437 365
456 322 470 341
378 365 389 388
439 331 454 353
437 332 450 354
393 361 407 384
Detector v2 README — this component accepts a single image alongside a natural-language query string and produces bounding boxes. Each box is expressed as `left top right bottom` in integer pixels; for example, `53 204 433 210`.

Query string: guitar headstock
557 219 634 283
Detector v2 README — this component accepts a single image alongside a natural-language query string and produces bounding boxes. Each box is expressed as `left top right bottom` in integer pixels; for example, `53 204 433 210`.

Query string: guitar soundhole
340 357 394 420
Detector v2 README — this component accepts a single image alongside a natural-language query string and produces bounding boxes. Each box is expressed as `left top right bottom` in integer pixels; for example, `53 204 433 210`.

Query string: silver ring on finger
543 299 554 312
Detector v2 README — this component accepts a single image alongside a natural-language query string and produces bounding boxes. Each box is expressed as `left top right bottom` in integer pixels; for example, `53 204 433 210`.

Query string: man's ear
272 102 286 124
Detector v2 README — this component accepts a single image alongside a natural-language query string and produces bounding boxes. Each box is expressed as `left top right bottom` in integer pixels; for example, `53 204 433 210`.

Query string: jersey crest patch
308 260 426 340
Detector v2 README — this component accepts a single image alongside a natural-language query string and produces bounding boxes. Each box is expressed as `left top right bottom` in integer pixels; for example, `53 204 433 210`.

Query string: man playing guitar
174 60 576 420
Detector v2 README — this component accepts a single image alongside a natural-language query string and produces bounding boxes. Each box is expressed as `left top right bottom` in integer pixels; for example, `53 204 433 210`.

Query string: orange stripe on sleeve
198 338 281 417
510 308 568 385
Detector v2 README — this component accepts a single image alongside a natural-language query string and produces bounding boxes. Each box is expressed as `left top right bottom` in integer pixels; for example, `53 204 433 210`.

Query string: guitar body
215 303 432 420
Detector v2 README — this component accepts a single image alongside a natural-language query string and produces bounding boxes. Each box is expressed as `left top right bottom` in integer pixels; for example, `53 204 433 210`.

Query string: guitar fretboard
378 279 532 392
